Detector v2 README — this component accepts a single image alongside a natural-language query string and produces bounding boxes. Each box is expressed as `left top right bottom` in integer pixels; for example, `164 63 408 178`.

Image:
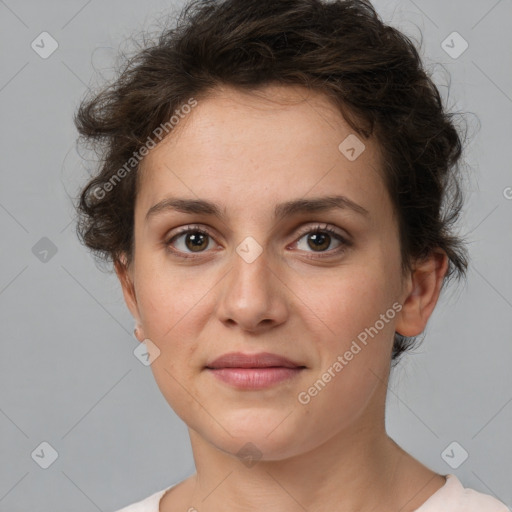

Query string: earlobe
395 250 449 337
133 323 144 342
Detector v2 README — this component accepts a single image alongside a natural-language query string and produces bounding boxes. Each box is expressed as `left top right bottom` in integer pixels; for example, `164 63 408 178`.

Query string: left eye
294 228 346 253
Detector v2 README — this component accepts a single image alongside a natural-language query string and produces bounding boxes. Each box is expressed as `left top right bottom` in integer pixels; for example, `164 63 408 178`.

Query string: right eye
164 225 218 258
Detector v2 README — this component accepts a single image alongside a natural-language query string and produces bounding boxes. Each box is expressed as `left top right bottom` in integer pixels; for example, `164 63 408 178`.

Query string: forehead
136 84 388 223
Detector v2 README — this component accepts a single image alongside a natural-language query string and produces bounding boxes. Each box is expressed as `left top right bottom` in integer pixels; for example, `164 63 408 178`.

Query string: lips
205 351 305 369
205 351 306 389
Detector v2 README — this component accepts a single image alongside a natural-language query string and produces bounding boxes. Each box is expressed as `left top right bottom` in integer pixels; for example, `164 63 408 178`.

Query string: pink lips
205 351 306 389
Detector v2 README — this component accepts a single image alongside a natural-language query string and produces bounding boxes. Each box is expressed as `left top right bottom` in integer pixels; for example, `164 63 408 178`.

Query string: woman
74 0 509 510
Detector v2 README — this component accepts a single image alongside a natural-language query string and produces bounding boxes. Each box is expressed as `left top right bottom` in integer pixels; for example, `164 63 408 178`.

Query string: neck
182 417 444 512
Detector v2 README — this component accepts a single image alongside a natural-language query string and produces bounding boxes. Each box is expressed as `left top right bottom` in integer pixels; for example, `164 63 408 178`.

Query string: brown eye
184 232 209 252
295 227 345 253
306 232 332 251
166 228 214 255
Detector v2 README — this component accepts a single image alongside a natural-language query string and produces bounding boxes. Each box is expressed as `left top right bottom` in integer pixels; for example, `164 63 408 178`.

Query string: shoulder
415 474 510 512
460 487 510 512
113 483 176 512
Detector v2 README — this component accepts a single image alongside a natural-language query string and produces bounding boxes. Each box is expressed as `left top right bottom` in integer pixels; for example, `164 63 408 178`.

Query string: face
119 84 417 460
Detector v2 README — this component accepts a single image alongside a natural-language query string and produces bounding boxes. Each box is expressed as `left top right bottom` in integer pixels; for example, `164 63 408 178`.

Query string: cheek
135 260 217 341
291 258 399 403
132 263 218 412
302 278 395 384
292 256 399 346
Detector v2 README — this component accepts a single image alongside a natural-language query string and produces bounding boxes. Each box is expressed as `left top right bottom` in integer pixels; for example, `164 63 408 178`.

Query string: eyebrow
145 194 369 222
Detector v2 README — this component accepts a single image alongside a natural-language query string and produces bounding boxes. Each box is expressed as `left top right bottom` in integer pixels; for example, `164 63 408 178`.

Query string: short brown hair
74 0 469 361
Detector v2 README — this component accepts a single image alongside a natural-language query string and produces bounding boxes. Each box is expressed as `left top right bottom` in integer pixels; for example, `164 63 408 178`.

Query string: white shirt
115 474 510 511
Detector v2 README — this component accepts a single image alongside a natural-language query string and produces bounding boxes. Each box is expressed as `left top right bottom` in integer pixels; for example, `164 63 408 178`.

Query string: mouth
204 352 306 389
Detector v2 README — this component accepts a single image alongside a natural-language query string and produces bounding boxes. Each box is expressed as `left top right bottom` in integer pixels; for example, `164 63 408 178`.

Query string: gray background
0 0 511 511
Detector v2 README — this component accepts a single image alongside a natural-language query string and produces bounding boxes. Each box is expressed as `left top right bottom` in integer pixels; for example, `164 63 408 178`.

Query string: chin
203 413 319 462
214 433 308 463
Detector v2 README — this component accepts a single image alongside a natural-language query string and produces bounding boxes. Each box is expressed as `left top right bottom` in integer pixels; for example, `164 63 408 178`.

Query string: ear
395 249 449 337
114 255 144 341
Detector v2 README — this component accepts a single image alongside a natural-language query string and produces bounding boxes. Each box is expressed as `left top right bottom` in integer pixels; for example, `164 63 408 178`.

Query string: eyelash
164 223 351 260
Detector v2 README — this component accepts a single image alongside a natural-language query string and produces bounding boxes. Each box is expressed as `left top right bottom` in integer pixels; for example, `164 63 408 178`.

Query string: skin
116 84 449 512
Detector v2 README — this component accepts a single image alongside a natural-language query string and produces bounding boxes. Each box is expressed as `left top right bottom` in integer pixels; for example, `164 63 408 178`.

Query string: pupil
308 232 330 251
186 233 207 252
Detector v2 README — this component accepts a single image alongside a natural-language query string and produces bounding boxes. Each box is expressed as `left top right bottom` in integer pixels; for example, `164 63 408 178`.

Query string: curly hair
74 0 469 361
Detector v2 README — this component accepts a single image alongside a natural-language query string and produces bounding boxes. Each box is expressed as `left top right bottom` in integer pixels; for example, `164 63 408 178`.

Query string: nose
215 244 289 333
